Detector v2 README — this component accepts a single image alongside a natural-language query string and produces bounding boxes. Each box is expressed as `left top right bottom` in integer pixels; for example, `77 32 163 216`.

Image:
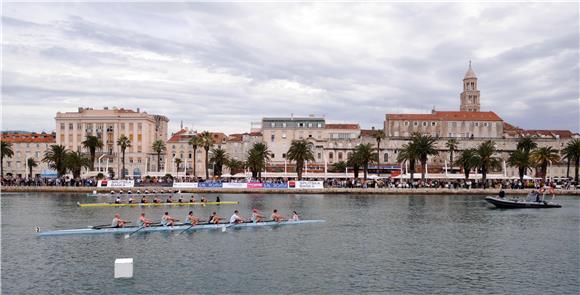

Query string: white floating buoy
92 190 97 194
114 258 134 279
221 225 227 232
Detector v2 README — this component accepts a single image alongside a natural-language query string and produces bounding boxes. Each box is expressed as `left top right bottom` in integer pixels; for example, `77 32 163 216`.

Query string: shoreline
1 186 579 195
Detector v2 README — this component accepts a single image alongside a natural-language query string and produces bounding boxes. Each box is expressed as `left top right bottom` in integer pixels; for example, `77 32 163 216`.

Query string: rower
114 196 122 204
209 212 222 224
166 196 173 203
141 196 148 203
216 196 221 203
161 212 176 226
177 196 184 203
184 211 199 225
110 190 115 196
251 208 265 223
153 197 161 203
128 196 134 204
200 196 207 203
128 190 132 195
189 195 196 203
111 213 127 228
229 210 245 224
290 211 300 221
139 213 154 227
271 209 284 222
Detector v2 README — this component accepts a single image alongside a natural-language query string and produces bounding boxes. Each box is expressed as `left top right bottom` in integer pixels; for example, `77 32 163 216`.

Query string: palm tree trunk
376 140 381 165
192 148 197 178
29 166 32 179
409 160 415 185
1 155 3 178
464 168 469 180
450 150 454 170
519 167 525 184
90 149 96 171
297 161 302 180
565 158 570 179
204 148 209 179
121 150 125 179
157 152 161 172
421 160 426 181
575 157 579 182
363 164 368 180
542 162 548 182
482 167 487 188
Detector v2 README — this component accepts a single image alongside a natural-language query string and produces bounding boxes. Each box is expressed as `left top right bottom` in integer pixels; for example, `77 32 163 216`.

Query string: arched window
338 152 343 160
383 153 388 162
329 152 334 159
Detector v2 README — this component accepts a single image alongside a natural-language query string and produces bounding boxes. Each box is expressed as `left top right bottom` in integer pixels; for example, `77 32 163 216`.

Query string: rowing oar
174 220 208 236
90 222 131 229
124 226 145 239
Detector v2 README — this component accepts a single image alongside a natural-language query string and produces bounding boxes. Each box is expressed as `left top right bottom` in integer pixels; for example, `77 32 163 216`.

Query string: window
413 121 418 126
384 153 388 162
299 123 304 128
60 123 65 130
431 122 436 126
317 123 322 128
69 123 73 130
452 122 457 127
317 153 321 159
270 122 275 127
271 134 275 142
308 123 312 128
422 122 427 127
282 122 286 128
475 122 479 127
138 123 142 130
404 121 409 126
483 122 488 127
338 152 343 160
138 134 142 141
271 154 275 159
329 152 334 159
282 153 286 159
394 121 399 127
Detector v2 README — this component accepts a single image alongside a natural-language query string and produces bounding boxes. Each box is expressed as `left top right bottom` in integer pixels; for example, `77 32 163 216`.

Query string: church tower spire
460 61 480 112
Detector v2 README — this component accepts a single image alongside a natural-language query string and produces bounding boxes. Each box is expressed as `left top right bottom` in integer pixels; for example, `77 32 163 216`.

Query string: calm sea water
1 192 579 294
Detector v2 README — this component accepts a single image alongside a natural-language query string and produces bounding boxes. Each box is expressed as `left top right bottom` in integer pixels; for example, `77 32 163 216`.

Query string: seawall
2 186 580 195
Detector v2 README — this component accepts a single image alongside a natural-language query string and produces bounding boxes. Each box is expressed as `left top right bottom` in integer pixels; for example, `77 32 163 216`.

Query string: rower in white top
229 210 245 224
114 196 122 204
112 213 127 228
290 211 300 221
161 212 176 226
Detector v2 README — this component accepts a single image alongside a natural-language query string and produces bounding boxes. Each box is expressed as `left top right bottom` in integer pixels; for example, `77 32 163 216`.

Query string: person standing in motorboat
498 190 506 199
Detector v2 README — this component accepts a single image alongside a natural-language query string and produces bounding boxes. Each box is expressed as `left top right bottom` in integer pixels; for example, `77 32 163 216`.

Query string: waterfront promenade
2 186 579 195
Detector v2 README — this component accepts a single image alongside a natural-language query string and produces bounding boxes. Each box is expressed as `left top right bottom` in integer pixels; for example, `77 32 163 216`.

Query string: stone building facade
0 132 56 178
55 107 168 177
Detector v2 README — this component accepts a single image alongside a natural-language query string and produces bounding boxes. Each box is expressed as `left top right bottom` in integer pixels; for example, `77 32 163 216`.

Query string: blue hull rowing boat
37 220 325 236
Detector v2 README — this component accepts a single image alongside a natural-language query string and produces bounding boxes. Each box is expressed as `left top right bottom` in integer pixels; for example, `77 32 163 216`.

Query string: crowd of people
2 174 577 190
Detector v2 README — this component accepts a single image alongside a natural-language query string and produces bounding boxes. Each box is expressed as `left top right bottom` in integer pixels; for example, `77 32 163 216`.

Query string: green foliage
82 135 103 171
210 147 229 177
286 139 315 180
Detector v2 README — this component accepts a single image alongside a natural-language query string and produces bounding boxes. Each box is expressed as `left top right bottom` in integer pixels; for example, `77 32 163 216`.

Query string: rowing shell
86 193 184 197
77 201 239 208
37 220 325 236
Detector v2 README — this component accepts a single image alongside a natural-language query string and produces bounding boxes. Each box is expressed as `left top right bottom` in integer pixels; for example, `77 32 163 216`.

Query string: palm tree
174 158 182 178
43 145 68 177
116 135 131 179
531 146 560 182
474 140 501 188
188 135 203 178
507 149 534 183
373 129 386 164
562 139 580 182
65 151 91 179
200 131 214 179
455 149 478 180
81 135 103 171
226 159 245 175
516 135 538 153
246 142 271 179
1 141 14 178
411 133 439 181
333 161 348 173
286 139 315 180
397 142 418 185
354 143 376 180
151 139 166 172
347 151 361 179
27 158 38 179
210 147 229 177
445 138 459 170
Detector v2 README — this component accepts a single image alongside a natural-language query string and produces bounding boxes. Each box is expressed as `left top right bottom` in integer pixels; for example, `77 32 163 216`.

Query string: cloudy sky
2 2 579 135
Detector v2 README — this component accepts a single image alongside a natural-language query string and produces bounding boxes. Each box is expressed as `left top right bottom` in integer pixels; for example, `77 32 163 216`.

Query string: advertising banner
222 183 248 189
289 181 324 189
264 182 288 189
198 182 223 188
247 182 264 189
103 180 135 188
172 182 199 188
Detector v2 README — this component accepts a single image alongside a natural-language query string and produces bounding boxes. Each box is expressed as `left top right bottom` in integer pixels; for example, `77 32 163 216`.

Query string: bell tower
460 61 480 112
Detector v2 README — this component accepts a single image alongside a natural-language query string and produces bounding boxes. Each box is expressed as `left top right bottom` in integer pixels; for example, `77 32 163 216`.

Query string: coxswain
111 213 127 228
139 213 154 227
251 208 265 223
184 211 199 225
141 196 148 203
166 196 173 203
128 196 134 204
114 196 122 204
209 212 222 224
229 210 245 224
161 212 176 226
271 209 284 222
290 211 300 221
